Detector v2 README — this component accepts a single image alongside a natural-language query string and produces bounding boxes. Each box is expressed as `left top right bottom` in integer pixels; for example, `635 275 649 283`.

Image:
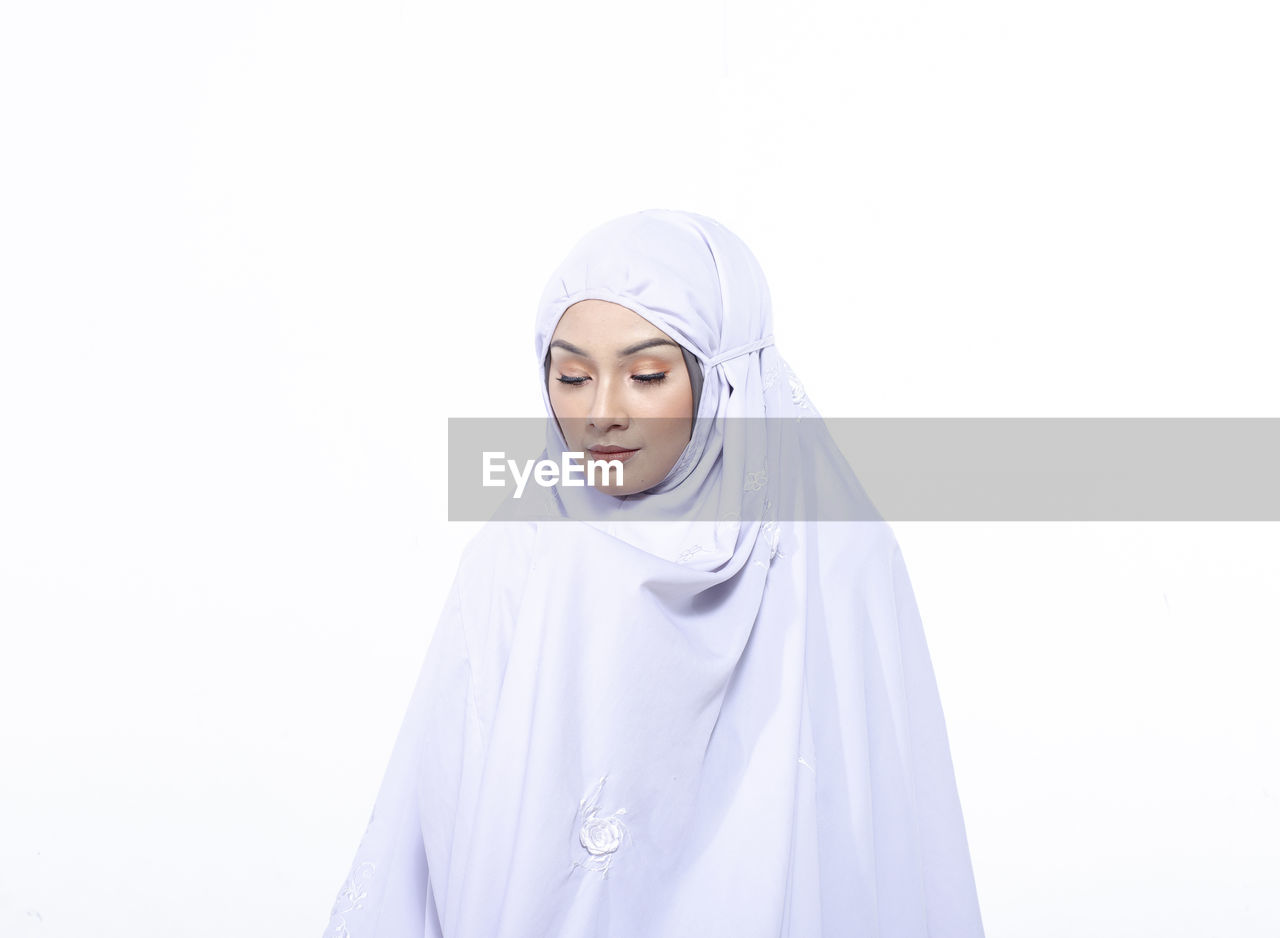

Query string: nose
587 375 629 434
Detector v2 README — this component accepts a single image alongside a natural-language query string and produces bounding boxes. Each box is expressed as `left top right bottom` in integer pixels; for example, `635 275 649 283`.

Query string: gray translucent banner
447 418 1280 521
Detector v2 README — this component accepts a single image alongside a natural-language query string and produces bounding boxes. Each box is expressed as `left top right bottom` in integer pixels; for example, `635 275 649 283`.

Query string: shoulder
449 520 540 649
445 522 539 728
456 520 539 583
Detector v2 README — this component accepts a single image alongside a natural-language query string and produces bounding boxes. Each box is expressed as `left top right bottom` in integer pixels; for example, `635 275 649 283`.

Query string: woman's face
547 299 696 496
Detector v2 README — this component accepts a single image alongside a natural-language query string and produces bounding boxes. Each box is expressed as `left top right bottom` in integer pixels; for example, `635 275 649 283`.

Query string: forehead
550 299 671 343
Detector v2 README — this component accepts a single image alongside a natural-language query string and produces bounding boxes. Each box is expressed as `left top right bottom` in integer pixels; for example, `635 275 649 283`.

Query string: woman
322 209 985 937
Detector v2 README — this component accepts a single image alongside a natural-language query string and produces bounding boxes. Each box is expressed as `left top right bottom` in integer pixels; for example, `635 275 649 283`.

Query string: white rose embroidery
572 775 629 876
580 816 625 855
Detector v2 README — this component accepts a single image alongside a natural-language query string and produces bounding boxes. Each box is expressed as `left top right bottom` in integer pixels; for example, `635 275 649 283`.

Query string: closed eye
556 372 669 386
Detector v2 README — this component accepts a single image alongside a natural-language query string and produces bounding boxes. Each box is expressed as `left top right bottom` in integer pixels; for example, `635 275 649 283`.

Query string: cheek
647 404 693 457
548 384 584 417
636 381 694 420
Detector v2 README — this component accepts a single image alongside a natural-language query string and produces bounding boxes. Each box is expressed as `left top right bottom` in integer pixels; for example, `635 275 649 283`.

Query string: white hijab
322 209 985 937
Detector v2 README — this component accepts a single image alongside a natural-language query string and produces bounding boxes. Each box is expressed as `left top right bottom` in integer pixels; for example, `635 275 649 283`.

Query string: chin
591 478 643 497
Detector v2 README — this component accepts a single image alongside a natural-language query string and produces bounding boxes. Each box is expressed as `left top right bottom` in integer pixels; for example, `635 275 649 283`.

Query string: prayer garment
322 209 985 938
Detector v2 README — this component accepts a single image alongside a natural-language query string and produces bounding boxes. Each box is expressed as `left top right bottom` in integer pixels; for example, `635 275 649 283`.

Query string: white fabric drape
322 209 984 937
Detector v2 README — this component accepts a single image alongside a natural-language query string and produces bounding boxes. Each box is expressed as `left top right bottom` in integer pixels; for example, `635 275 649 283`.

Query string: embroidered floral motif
761 365 780 390
323 861 376 938
744 470 767 492
761 518 781 559
677 544 705 564
788 373 809 409
322 807 378 938
573 775 629 877
580 815 625 855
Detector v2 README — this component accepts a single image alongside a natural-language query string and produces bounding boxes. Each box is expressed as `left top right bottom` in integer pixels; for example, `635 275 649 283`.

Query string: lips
587 445 639 464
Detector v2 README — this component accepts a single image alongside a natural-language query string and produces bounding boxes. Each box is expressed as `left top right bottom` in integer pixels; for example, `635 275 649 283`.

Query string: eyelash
556 372 668 387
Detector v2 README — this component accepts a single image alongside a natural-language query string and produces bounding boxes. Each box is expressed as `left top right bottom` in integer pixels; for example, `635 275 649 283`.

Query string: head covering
322 210 985 937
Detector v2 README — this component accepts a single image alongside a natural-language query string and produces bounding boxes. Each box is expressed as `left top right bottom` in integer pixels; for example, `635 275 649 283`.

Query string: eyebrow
549 337 681 359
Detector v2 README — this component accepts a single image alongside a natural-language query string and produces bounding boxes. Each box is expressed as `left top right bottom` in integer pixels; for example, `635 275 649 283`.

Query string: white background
2 0 1277 935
